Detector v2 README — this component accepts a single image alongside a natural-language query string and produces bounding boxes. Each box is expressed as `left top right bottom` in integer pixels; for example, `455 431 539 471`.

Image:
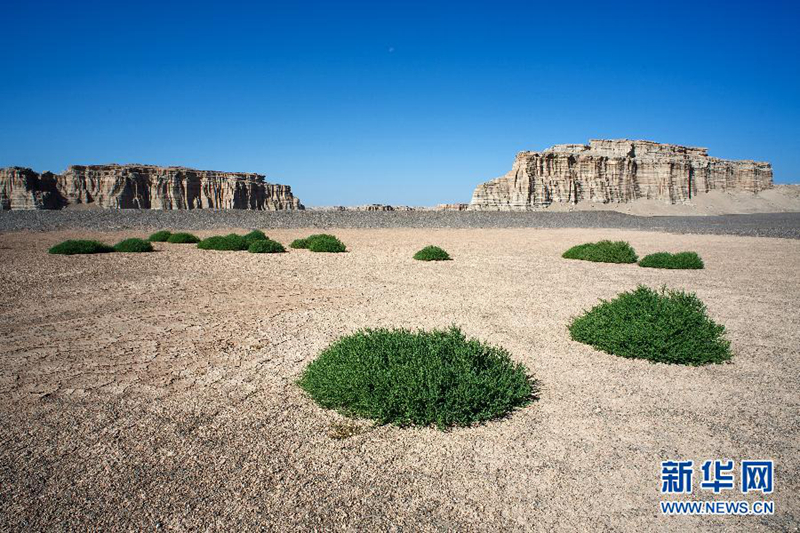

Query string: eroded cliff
470 140 773 210
1 164 304 210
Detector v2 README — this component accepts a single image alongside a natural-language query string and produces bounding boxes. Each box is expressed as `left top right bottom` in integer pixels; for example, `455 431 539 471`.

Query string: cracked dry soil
1 227 798 531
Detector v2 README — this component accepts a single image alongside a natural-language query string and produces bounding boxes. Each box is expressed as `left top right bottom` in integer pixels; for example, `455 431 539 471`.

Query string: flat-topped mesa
469 139 773 210
0 164 304 210
0 167 66 210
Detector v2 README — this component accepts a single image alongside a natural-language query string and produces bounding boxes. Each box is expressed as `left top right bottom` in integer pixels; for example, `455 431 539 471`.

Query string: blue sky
1 0 798 205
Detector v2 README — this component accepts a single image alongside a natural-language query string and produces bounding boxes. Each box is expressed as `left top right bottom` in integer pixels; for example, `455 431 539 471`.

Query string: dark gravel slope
1 210 799 238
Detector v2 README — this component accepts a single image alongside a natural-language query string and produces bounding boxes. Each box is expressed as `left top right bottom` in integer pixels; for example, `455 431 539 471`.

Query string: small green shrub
291 234 347 253
148 230 172 242
562 240 638 264
197 234 248 251
248 239 286 253
243 230 269 246
569 285 731 365
114 238 154 253
413 245 451 261
166 232 200 244
638 252 704 270
298 326 534 429
308 234 346 253
48 240 115 255
289 237 309 249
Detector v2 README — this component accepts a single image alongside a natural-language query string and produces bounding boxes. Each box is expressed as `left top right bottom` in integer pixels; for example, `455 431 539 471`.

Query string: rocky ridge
307 204 471 211
437 203 470 211
0 164 303 210
470 139 773 210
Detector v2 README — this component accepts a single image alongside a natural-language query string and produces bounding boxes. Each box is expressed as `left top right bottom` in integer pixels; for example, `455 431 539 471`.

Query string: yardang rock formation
0 164 303 210
470 139 773 210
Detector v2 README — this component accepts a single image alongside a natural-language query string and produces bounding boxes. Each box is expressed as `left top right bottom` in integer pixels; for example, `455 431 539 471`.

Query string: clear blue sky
1 1 798 205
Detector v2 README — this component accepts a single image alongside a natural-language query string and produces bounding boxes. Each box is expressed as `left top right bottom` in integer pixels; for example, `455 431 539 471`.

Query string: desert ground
1 226 798 531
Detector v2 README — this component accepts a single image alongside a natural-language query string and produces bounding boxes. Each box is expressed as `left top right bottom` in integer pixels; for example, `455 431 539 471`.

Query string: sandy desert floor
1 228 798 531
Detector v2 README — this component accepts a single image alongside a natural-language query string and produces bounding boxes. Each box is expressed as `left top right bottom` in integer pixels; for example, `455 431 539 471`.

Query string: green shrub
197 234 248 251
243 230 269 246
48 240 115 255
148 230 172 242
114 238 154 253
291 234 347 253
166 232 200 244
248 239 286 253
413 245 451 261
569 285 731 365
638 252 704 270
308 234 346 253
289 237 310 249
562 240 638 264
298 326 534 429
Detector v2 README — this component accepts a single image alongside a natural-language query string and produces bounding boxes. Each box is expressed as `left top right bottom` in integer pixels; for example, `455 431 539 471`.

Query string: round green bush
569 285 731 365
148 230 172 242
114 238 154 253
243 230 268 246
638 252 704 269
166 232 200 244
413 245 451 261
307 234 346 253
562 240 638 264
248 239 286 253
299 326 534 429
197 234 248 251
48 240 115 255
290 234 346 252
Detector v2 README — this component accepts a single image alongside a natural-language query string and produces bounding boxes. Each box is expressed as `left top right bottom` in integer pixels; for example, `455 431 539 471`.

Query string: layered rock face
0 167 66 210
1 164 303 210
470 140 773 210
437 203 470 211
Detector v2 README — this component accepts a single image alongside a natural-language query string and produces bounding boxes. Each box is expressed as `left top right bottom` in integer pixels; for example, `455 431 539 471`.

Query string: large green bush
114 238 154 253
248 239 286 253
569 285 731 365
166 232 200 244
291 234 346 253
298 326 534 429
309 234 346 253
413 245 451 261
638 252 704 270
197 234 249 251
243 230 269 246
148 230 172 242
562 240 638 264
48 240 115 255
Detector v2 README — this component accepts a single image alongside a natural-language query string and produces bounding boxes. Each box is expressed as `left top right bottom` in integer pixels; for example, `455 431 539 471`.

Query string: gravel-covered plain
1 227 799 530
1 209 799 238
